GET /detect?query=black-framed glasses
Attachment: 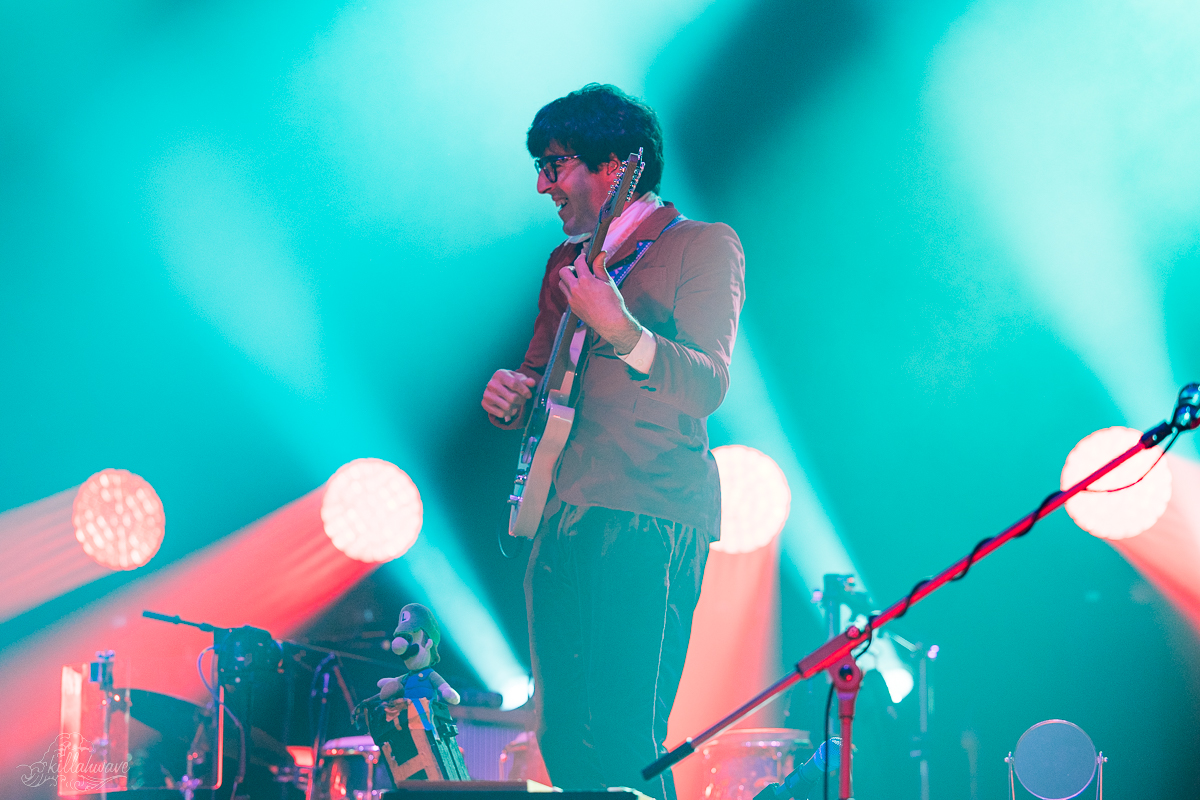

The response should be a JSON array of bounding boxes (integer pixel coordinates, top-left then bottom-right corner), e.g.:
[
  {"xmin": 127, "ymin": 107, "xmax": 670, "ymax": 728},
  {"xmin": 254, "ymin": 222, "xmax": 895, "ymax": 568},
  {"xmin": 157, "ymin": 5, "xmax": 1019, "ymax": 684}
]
[{"xmin": 534, "ymin": 154, "xmax": 581, "ymax": 183}]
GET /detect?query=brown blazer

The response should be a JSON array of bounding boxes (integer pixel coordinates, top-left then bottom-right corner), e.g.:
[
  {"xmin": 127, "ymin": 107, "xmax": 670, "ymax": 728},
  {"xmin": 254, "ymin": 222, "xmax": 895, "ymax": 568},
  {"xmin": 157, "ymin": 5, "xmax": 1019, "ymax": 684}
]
[{"xmin": 492, "ymin": 203, "xmax": 745, "ymax": 531}]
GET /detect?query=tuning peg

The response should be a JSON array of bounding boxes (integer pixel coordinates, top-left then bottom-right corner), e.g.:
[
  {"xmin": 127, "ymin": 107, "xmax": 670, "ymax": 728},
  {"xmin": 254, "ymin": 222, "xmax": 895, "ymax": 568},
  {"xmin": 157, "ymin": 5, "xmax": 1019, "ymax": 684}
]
[{"xmin": 624, "ymin": 162, "xmax": 646, "ymax": 201}]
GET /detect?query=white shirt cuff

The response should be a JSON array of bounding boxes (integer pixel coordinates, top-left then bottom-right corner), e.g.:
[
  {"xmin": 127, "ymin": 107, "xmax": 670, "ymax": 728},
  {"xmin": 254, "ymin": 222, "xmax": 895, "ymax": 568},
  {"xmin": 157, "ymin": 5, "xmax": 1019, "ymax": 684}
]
[{"xmin": 617, "ymin": 327, "xmax": 656, "ymax": 375}]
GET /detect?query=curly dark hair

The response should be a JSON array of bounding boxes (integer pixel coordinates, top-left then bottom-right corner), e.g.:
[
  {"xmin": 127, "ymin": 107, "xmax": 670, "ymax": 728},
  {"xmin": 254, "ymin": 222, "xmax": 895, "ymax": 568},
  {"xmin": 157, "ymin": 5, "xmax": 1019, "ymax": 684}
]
[{"xmin": 526, "ymin": 83, "xmax": 664, "ymax": 195}]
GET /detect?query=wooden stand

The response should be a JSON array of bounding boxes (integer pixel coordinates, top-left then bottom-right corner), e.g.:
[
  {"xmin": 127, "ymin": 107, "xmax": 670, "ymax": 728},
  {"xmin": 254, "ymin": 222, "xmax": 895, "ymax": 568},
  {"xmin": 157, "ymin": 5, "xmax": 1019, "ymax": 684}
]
[{"xmin": 369, "ymin": 697, "xmax": 470, "ymax": 782}]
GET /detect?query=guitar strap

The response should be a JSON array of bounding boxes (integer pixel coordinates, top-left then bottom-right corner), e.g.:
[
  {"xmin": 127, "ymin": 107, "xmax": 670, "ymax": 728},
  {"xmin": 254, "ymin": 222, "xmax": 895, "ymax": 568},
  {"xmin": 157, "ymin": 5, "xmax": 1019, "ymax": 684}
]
[
  {"xmin": 569, "ymin": 214, "xmax": 686, "ymax": 386},
  {"xmin": 605, "ymin": 214, "xmax": 684, "ymax": 287}
]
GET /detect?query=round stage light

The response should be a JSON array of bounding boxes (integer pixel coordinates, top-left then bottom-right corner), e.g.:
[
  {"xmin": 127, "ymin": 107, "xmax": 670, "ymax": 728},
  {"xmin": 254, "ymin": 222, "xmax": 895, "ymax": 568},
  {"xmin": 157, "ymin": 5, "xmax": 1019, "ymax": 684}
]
[
  {"xmin": 72, "ymin": 469, "xmax": 165, "ymax": 570},
  {"xmin": 1061, "ymin": 426, "xmax": 1172, "ymax": 540},
  {"xmin": 711, "ymin": 445, "xmax": 791, "ymax": 554},
  {"xmin": 321, "ymin": 458, "xmax": 422, "ymax": 563}
]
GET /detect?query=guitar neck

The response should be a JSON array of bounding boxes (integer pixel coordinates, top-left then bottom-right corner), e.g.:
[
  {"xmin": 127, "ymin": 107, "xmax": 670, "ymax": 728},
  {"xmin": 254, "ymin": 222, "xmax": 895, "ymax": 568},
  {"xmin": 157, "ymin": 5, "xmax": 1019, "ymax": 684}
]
[
  {"xmin": 543, "ymin": 309, "xmax": 581, "ymax": 403},
  {"xmin": 584, "ymin": 206, "xmax": 621, "ymax": 267},
  {"xmin": 537, "ymin": 199, "xmax": 620, "ymax": 405}
]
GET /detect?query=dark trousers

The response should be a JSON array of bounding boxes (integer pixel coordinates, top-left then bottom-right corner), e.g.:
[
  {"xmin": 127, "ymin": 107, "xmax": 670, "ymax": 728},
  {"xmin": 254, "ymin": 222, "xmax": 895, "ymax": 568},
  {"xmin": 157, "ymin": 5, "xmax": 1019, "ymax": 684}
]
[{"xmin": 525, "ymin": 504, "xmax": 715, "ymax": 800}]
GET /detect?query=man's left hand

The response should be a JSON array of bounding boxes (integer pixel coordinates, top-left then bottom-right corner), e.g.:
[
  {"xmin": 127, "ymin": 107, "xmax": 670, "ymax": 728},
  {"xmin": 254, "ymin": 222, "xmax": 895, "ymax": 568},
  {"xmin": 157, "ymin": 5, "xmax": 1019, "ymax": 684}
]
[{"xmin": 559, "ymin": 250, "xmax": 643, "ymax": 355}]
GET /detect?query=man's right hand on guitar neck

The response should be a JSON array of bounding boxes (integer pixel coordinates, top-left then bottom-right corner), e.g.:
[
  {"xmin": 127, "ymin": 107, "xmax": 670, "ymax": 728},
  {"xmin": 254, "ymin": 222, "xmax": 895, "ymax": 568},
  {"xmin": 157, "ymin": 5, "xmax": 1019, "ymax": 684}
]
[{"xmin": 482, "ymin": 369, "xmax": 537, "ymax": 423}]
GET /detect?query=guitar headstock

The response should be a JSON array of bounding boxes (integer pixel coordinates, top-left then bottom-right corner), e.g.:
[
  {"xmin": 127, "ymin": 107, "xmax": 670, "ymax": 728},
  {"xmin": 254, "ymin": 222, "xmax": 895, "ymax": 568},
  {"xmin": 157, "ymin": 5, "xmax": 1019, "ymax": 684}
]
[
  {"xmin": 600, "ymin": 148, "xmax": 644, "ymax": 224},
  {"xmin": 585, "ymin": 148, "xmax": 646, "ymax": 265}
]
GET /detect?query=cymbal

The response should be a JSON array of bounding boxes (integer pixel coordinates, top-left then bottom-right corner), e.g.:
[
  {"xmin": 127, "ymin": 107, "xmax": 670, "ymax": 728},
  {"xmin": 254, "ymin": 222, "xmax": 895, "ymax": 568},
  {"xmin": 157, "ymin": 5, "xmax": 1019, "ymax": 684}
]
[
  {"xmin": 249, "ymin": 726, "xmax": 294, "ymax": 766},
  {"xmin": 118, "ymin": 688, "xmax": 205, "ymax": 743},
  {"xmin": 117, "ymin": 688, "xmax": 292, "ymax": 766}
]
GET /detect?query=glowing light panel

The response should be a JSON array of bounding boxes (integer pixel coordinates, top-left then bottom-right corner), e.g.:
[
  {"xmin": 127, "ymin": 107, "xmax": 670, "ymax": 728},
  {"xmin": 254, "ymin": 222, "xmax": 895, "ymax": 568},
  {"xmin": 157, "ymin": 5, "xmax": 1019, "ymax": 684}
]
[
  {"xmin": 321, "ymin": 458, "xmax": 422, "ymax": 562},
  {"xmin": 1061, "ymin": 426, "xmax": 1172, "ymax": 540},
  {"xmin": 712, "ymin": 445, "xmax": 791, "ymax": 553},
  {"xmin": 881, "ymin": 666, "xmax": 915, "ymax": 704},
  {"xmin": 71, "ymin": 469, "xmax": 165, "ymax": 570}
]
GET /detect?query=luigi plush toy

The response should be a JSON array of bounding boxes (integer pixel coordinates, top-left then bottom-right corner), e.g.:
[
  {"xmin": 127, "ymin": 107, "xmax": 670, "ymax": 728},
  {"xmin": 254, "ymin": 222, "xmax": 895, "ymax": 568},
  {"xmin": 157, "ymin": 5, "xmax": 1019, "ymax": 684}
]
[
  {"xmin": 364, "ymin": 604, "xmax": 470, "ymax": 781},
  {"xmin": 376, "ymin": 603, "xmax": 460, "ymax": 706}
]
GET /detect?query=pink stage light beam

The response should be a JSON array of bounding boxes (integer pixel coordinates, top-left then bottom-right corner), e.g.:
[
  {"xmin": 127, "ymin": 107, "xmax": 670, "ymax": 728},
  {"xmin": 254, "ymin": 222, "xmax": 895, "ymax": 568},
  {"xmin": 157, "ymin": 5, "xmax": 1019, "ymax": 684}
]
[
  {"xmin": 0, "ymin": 469, "xmax": 166, "ymax": 624},
  {"xmin": 0, "ymin": 458, "xmax": 421, "ymax": 799},
  {"xmin": 667, "ymin": 445, "xmax": 789, "ymax": 800}
]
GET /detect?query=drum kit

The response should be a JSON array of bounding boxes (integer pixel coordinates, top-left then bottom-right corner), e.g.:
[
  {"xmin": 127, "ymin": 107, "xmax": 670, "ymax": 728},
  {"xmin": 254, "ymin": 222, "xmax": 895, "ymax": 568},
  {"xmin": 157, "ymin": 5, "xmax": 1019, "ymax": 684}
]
[
  {"xmin": 107, "ymin": 677, "xmax": 1118, "ymax": 800},
  {"xmin": 1006, "ymin": 720, "xmax": 1106, "ymax": 800},
  {"xmin": 97, "ymin": 670, "xmax": 1114, "ymax": 800},
  {"xmin": 108, "ymin": 596, "xmax": 1116, "ymax": 800},
  {"xmin": 698, "ymin": 729, "xmax": 813, "ymax": 800},
  {"xmin": 118, "ymin": 687, "xmax": 297, "ymax": 794},
  {"xmin": 117, "ymin": 674, "xmax": 815, "ymax": 800},
  {"xmin": 119, "ymin": 689, "xmax": 421, "ymax": 799},
  {"xmin": 108, "ymin": 600, "xmax": 891, "ymax": 800},
  {"xmin": 311, "ymin": 736, "xmax": 393, "ymax": 800}
]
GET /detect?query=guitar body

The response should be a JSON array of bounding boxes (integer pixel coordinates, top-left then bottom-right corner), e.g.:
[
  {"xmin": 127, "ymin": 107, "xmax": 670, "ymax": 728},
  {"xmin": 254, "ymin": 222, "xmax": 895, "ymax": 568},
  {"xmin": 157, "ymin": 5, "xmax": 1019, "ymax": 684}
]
[
  {"xmin": 507, "ymin": 315, "xmax": 586, "ymax": 538},
  {"xmin": 506, "ymin": 150, "xmax": 644, "ymax": 538},
  {"xmin": 508, "ymin": 398, "xmax": 574, "ymax": 539}
]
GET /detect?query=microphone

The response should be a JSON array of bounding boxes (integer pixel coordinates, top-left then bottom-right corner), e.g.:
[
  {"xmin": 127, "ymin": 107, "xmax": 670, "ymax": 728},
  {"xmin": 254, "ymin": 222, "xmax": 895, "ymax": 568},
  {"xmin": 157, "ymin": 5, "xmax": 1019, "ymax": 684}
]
[
  {"xmin": 753, "ymin": 738, "xmax": 842, "ymax": 800},
  {"xmin": 1173, "ymin": 383, "xmax": 1200, "ymax": 432}
]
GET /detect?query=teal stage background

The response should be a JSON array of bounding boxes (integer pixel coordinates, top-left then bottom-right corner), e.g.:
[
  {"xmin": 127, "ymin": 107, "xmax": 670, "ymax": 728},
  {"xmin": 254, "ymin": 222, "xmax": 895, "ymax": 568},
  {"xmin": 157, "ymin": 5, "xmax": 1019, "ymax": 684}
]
[{"xmin": 3, "ymin": 0, "xmax": 1199, "ymax": 796}]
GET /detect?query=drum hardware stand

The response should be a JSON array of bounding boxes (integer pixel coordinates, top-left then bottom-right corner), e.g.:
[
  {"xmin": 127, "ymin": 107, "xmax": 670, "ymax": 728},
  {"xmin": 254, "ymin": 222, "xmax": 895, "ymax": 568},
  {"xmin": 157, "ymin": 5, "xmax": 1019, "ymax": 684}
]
[
  {"xmin": 816, "ymin": 576, "xmax": 870, "ymax": 799},
  {"xmin": 141, "ymin": 613, "xmax": 398, "ymax": 798},
  {"xmin": 644, "ymin": 383, "xmax": 1199, "ymax": 799},
  {"xmin": 307, "ymin": 652, "xmax": 337, "ymax": 800},
  {"xmin": 818, "ymin": 577, "xmax": 938, "ymax": 800},
  {"xmin": 1006, "ymin": 750, "xmax": 1107, "ymax": 799},
  {"xmin": 178, "ymin": 734, "xmax": 206, "ymax": 800},
  {"xmin": 818, "ymin": 575, "xmax": 873, "ymax": 642},
  {"xmin": 89, "ymin": 650, "xmax": 118, "ymax": 799},
  {"xmin": 888, "ymin": 632, "xmax": 936, "ymax": 800},
  {"xmin": 178, "ymin": 768, "xmax": 204, "ymax": 800},
  {"xmin": 141, "ymin": 612, "xmax": 284, "ymax": 795}
]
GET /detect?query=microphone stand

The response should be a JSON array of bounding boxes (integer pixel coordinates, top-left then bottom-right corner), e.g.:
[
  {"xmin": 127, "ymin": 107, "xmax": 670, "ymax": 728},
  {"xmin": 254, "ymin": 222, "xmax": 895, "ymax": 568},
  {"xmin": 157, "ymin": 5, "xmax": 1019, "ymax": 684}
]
[
  {"xmin": 310, "ymin": 651, "xmax": 337, "ymax": 800},
  {"xmin": 645, "ymin": 384, "xmax": 1199, "ymax": 799}
]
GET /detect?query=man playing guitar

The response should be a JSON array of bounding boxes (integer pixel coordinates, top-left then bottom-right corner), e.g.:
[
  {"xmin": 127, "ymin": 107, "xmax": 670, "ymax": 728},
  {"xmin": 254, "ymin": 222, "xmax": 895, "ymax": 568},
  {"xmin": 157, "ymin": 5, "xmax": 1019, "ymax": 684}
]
[{"xmin": 481, "ymin": 84, "xmax": 745, "ymax": 800}]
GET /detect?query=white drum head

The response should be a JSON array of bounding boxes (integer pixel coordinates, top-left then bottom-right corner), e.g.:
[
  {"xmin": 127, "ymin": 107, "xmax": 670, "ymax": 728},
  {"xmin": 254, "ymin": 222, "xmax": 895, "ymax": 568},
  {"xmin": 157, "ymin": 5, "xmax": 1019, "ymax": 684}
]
[
  {"xmin": 1013, "ymin": 719, "xmax": 1097, "ymax": 800},
  {"xmin": 322, "ymin": 735, "xmax": 378, "ymax": 754}
]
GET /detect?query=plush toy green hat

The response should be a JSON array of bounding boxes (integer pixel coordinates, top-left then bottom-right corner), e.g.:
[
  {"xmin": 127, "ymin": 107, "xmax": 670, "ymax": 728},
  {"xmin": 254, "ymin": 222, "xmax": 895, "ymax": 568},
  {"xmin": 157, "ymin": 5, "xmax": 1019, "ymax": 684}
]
[{"xmin": 394, "ymin": 603, "xmax": 441, "ymax": 664}]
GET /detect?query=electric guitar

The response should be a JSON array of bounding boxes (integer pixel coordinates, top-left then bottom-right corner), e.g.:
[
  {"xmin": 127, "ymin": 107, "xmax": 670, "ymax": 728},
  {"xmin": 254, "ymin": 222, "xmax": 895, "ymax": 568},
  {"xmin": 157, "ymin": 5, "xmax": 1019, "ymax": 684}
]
[{"xmin": 506, "ymin": 149, "xmax": 645, "ymax": 538}]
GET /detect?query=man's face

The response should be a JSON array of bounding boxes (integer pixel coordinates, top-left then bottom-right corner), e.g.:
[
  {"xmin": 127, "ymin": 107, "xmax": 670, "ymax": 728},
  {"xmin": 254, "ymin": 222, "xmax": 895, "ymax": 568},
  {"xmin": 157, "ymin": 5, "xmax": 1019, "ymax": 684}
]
[{"xmin": 537, "ymin": 141, "xmax": 619, "ymax": 237}]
